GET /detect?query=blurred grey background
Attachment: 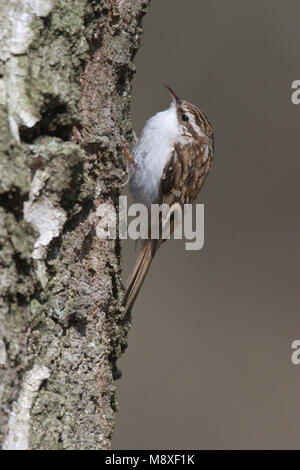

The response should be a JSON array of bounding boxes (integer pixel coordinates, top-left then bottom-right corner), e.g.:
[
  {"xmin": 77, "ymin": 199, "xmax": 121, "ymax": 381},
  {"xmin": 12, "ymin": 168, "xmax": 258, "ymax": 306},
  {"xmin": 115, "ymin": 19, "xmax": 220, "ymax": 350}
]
[{"xmin": 113, "ymin": 0, "xmax": 300, "ymax": 449}]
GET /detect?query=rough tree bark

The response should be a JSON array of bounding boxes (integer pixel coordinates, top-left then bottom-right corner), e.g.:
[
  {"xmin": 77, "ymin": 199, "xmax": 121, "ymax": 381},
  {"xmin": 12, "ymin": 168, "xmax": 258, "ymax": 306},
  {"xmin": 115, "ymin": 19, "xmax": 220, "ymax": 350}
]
[{"xmin": 0, "ymin": 0, "xmax": 150, "ymax": 450}]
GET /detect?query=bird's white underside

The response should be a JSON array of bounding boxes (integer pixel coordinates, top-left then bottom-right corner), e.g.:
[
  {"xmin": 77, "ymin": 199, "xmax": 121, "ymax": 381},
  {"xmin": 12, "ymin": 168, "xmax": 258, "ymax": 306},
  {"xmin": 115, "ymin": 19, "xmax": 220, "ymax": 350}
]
[
  {"xmin": 130, "ymin": 103, "xmax": 178, "ymax": 206},
  {"xmin": 130, "ymin": 102, "xmax": 208, "ymax": 206}
]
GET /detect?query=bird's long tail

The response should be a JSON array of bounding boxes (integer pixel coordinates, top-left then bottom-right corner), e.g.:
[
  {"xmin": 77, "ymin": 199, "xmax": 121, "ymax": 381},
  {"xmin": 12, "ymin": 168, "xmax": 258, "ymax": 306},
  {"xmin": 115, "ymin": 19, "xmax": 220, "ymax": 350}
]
[{"xmin": 122, "ymin": 240, "xmax": 158, "ymax": 314}]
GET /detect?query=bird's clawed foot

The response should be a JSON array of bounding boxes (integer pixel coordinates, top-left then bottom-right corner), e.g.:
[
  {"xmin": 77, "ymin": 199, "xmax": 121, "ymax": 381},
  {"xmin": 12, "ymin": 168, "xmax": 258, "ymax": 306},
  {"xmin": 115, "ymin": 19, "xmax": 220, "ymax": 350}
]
[{"xmin": 121, "ymin": 138, "xmax": 138, "ymax": 187}]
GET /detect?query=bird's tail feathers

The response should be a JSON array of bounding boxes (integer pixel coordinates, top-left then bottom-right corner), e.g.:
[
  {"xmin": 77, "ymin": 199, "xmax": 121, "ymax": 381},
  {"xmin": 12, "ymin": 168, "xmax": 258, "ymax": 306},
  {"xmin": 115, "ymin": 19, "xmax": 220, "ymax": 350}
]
[{"xmin": 122, "ymin": 240, "xmax": 157, "ymax": 314}]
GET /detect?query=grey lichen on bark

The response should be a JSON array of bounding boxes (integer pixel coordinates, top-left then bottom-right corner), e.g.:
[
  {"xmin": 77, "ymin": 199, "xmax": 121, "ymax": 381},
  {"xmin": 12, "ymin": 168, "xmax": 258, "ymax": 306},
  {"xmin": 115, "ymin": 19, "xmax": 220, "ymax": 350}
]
[{"xmin": 0, "ymin": 0, "xmax": 150, "ymax": 450}]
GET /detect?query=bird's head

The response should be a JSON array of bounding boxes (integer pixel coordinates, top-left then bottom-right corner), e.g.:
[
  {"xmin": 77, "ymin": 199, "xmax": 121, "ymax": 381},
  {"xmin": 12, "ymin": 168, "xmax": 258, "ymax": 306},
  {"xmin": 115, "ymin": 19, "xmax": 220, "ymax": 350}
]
[{"xmin": 164, "ymin": 84, "xmax": 213, "ymax": 142}]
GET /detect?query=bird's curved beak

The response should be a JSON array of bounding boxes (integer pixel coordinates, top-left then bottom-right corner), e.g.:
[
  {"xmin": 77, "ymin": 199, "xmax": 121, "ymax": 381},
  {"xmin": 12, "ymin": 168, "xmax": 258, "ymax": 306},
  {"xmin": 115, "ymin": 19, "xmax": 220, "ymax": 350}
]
[{"xmin": 164, "ymin": 83, "xmax": 179, "ymax": 105}]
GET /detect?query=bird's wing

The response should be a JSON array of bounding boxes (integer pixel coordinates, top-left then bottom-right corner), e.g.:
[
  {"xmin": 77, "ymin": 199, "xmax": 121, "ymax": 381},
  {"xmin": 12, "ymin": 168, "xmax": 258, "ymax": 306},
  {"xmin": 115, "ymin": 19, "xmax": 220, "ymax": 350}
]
[
  {"xmin": 159, "ymin": 140, "xmax": 212, "ymax": 206},
  {"xmin": 155, "ymin": 140, "xmax": 212, "ymax": 245}
]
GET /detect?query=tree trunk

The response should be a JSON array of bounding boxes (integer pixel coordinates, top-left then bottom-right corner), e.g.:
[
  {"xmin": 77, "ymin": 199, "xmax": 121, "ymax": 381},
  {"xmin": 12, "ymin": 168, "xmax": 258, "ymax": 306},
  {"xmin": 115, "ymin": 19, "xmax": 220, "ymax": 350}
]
[{"xmin": 0, "ymin": 0, "xmax": 150, "ymax": 450}]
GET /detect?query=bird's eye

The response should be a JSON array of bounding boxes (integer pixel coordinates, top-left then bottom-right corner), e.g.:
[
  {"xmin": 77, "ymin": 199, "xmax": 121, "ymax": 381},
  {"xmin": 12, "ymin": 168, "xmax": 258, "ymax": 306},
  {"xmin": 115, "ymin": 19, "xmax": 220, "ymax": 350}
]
[{"xmin": 181, "ymin": 114, "xmax": 189, "ymax": 122}]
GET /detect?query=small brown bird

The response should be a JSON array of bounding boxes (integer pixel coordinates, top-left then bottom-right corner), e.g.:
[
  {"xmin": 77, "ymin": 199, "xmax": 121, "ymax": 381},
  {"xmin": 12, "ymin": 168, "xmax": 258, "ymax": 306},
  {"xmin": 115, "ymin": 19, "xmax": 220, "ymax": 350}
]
[{"xmin": 122, "ymin": 85, "xmax": 214, "ymax": 313}]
